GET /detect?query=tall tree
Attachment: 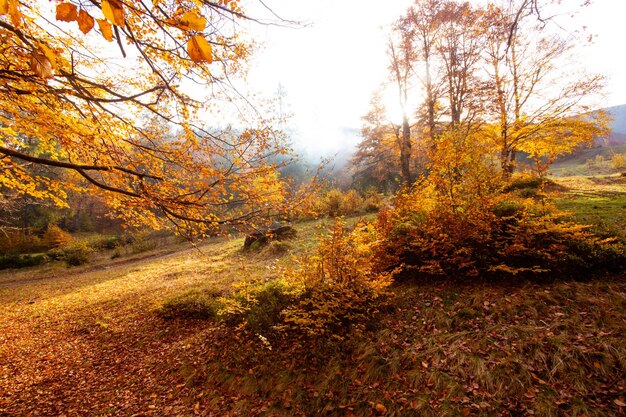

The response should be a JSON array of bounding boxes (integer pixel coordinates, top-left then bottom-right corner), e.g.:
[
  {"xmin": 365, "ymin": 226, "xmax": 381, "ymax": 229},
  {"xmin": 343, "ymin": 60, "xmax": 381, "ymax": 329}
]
[
  {"xmin": 387, "ymin": 33, "xmax": 414, "ymax": 185},
  {"xmin": 399, "ymin": 0, "xmax": 444, "ymax": 145}
]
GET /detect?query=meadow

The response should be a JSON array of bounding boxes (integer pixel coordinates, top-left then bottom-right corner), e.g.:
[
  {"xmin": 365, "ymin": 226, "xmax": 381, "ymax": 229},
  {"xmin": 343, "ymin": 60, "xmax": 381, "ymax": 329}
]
[{"xmin": 0, "ymin": 175, "xmax": 625, "ymax": 416}]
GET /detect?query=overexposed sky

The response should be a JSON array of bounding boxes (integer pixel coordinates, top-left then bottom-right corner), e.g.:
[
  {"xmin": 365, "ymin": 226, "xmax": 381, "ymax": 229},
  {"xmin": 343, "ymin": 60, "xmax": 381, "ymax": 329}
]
[{"xmin": 244, "ymin": 0, "xmax": 626, "ymax": 156}]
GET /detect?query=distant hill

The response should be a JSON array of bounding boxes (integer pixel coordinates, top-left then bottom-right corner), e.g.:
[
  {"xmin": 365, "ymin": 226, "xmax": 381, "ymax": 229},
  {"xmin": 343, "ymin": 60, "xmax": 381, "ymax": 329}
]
[{"xmin": 603, "ymin": 104, "xmax": 626, "ymax": 144}]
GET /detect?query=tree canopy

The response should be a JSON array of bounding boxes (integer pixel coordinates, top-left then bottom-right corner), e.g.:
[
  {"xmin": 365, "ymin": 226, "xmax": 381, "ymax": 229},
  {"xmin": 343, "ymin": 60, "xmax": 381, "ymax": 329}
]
[{"xmin": 0, "ymin": 0, "xmax": 293, "ymax": 234}]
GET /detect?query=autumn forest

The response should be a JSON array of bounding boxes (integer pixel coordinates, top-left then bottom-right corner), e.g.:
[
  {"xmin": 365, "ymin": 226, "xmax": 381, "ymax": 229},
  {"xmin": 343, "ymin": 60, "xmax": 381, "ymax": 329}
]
[{"xmin": 1, "ymin": 0, "xmax": 625, "ymax": 416}]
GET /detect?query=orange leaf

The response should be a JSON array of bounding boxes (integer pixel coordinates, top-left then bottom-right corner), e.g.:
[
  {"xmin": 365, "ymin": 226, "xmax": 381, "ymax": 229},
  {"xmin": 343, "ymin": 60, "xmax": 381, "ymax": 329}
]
[
  {"xmin": 102, "ymin": 0, "xmax": 124, "ymax": 27},
  {"xmin": 97, "ymin": 18, "xmax": 113, "ymax": 42},
  {"xmin": 187, "ymin": 34, "xmax": 213, "ymax": 63},
  {"xmin": 179, "ymin": 9, "xmax": 206, "ymax": 31},
  {"xmin": 56, "ymin": 3, "xmax": 78, "ymax": 22},
  {"xmin": 7, "ymin": 0, "xmax": 20, "ymax": 27},
  {"xmin": 37, "ymin": 43, "xmax": 59, "ymax": 70},
  {"xmin": 30, "ymin": 52, "xmax": 54, "ymax": 79},
  {"xmin": 77, "ymin": 9, "xmax": 95, "ymax": 34},
  {"xmin": 0, "ymin": 0, "xmax": 8, "ymax": 15}
]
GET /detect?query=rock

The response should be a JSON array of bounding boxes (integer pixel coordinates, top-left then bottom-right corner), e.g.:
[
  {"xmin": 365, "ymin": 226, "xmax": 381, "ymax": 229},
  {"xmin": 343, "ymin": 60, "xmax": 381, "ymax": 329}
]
[{"xmin": 243, "ymin": 222, "xmax": 296, "ymax": 250}]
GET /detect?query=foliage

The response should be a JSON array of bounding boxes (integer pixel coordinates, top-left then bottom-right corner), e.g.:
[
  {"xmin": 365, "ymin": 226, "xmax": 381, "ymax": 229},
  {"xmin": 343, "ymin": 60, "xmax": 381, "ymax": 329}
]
[
  {"xmin": 612, "ymin": 153, "xmax": 626, "ymax": 170},
  {"xmin": 62, "ymin": 241, "xmax": 93, "ymax": 266},
  {"xmin": 42, "ymin": 224, "xmax": 72, "ymax": 248},
  {"xmin": 219, "ymin": 279, "xmax": 299, "ymax": 334},
  {"xmin": 0, "ymin": 229, "xmax": 44, "ymax": 255},
  {"xmin": 0, "ymin": 252, "xmax": 48, "ymax": 270},
  {"xmin": 0, "ymin": 0, "xmax": 298, "ymax": 235},
  {"xmin": 280, "ymin": 220, "xmax": 395, "ymax": 339},
  {"xmin": 377, "ymin": 173, "xmax": 625, "ymax": 279}
]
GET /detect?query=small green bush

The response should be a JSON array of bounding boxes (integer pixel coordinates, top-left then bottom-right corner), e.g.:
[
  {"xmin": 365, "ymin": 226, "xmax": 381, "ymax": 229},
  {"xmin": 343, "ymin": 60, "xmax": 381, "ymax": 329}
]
[
  {"xmin": 89, "ymin": 235, "xmax": 122, "ymax": 251},
  {"xmin": 63, "ymin": 242, "xmax": 93, "ymax": 266},
  {"xmin": 0, "ymin": 253, "xmax": 49, "ymax": 270},
  {"xmin": 159, "ymin": 290, "xmax": 222, "ymax": 320},
  {"xmin": 222, "ymin": 279, "xmax": 298, "ymax": 333},
  {"xmin": 46, "ymin": 247, "xmax": 65, "ymax": 261}
]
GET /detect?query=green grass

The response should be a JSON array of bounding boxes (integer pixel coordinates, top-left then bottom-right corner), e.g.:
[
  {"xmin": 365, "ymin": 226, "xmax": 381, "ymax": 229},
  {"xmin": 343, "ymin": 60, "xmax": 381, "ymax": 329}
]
[{"xmin": 553, "ymin": 174, "xmax": 626, "ymax": 242}]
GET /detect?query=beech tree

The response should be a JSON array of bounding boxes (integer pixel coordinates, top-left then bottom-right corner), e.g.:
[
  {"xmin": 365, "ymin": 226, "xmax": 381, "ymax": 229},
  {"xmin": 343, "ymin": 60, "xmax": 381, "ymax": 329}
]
[
  {"xmin": 481, "ymin": 1, "xmax": 606, "ymax": 174},
  {"xmin": 0, "ymin": 0, "xmax": 293, "ymax": 234}
]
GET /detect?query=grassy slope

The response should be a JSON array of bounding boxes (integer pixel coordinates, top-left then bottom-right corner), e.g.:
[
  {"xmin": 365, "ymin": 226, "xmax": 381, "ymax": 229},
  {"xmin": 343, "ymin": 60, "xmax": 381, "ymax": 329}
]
[
  {"xmin": 0, "ymin": 196, "xmax": 625, "ymax": 416},
  {"xmin": 553, "ymin": 174, "xmax": 626, "ymax": 242},
  {"xmin": 550, "ymin": 144, "xmax": 626, "ymax": 177}
]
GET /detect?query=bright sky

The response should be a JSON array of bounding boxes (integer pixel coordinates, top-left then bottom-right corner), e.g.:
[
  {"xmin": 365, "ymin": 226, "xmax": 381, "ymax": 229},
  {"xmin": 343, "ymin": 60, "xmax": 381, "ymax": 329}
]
[{"xmin": 244, "ymin": 0, "xmax": 626, "ymax": 157}]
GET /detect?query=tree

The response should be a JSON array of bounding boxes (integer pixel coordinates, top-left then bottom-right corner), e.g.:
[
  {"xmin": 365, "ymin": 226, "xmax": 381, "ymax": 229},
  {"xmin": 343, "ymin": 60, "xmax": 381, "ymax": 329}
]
[
  {"xmin": 386, "ymin": 34, "xmax": 414, "ymax": 185},
  {"xmin": 353, "ymin": 92, "xmax": 404, "ymax": 192},
  {"xmin": 481, "ymin": 1, "xmax": 606, "ymax": 174},
  {"xmin": 0, "ymin": 0, "xmax": 293, "ymax": 234},
  {"xmin": 399, "ymin": 0, "xmax": 444, "ymax": 145}
]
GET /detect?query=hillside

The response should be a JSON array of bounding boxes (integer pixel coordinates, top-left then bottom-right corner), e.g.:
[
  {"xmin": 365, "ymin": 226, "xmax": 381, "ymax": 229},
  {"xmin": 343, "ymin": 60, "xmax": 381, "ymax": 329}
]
[{"xmin": 605, "ymin": 104, "xmax": 626, "ymax": 142}]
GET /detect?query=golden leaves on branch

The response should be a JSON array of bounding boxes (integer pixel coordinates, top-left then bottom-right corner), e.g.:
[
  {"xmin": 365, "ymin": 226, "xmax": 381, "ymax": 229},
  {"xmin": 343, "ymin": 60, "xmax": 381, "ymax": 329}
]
[
  {"xmin": 101, "ymin": 0, "xmax": 124, "ymax": 27},
  {"xmin": 187, "ymin": 35, "xmax": 213, "ymax": 63},
  {"xmin": 97, "ymin": 19, "xmax": 113, "ymax": 42},
  {"xmin": 56, "ymin": 3, "xmax": 77, "ymax": 22},
  {"xmin": 0, "ymin": 0, "xmax": 22, "ymax": 27},
  {"xmin": 77, "ymin": 9, "xmax": 95, "ymax": 34},
  {"xmin": 55, "ymin": 3, "xmax": 96, "ymax": 35},
  {"xmin": 179, "ymin": 10, "xmax": 207, "ymax": 31}
]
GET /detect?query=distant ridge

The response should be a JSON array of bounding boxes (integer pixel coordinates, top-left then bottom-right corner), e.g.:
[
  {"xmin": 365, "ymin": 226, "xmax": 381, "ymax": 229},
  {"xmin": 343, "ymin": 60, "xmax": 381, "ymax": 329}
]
[{"xmin": 603, "ymin": 103, "xmax": 626, "ymax": 144}]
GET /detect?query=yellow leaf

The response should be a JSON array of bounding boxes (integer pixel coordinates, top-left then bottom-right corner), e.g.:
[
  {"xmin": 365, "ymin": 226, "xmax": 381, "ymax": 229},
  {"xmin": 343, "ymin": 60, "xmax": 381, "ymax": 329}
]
[
  {"xmin": 179, "ymin": 9, "xmax": 206, "ymax": 31},
  {"xmin": 7, "ymin": 0, "xmax": 20, "ymax": 27},
  {"xmin": 102, "ymin": 0, "xmax": 124, "ymax": 27},
  {"xmin": 0, "ymin": 0, "xmax": 8, "ymax": 15},
  {"xmin": 30, "ymin": 52, "xmax": 54, "ymax": 79},
  {"xmin": 97, "ymin": 18, "xmax": 113, "ymax": 42},
  {"xmin": 187, "ymin": 35, "xmax": 213, "ymax": 63},
  {"xmin": 77, "ymin": 9, "xmax": 95, "ymax": 34},
  {"xmin": 56, "ymin": 3, "xmax": 77, "ymax": 22}
]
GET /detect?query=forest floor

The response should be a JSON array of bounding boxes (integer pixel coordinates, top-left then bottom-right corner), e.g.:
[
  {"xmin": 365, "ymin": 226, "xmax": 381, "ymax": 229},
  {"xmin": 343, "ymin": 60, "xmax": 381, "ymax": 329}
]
[{"xmin": 0, "ymin": 176, "xmax": 625, "ymax": 417}]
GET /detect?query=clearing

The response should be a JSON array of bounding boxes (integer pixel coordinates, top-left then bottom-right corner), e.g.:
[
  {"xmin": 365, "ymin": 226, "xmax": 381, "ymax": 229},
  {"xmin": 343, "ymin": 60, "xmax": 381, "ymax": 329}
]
[{"xmin": 0, "ymin": 181, "xmax": 625, "ymax": 416}]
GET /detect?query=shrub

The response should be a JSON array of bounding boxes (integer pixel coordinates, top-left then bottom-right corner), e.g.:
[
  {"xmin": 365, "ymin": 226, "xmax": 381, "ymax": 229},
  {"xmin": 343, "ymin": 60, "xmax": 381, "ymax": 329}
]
[
  {"xmin": 221, "ymin": 279, "xmax": 298, "ymax": 333},
  {"xmin": 280, "ymin": 220, "xmax": 394, "ymax": 339},
  {"xmin": 324, "ymin": 189, "xmax": 344, "ymax": 217},
  {"xmin": 377, "ymin": 188, "xmax": 626, "ymax": 279},
  {"xmin": 42, "ymin": 224, "xmax": 72, "ymax": 248},
  {"xmin": 159, "ymin": 290, "xmax": 222, "ymax": 320},
  {"xmin": 611, "ymin": 153, "xmax": 626, "ymax": 170},
  {"xmin": 0, "ymin": 230, "xmax": 45, "ymax": 254},
  {"xmin": 89, "ymin": 235, "xmax": 122, "ymax": 251},
  {"xmin": 0, "ymin": 253, "xmax": 49, "ymax": 270},
  {"xmin": 341, "ymin": 189, "xmax": 364, "ymax": 215},
  {"xmin": 63, "ymin": 241, "xmax": 93, "ymax": 266},
  {"xmin": 46, "ymin": 247, "xmax": 65, "ymax": 261}
]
